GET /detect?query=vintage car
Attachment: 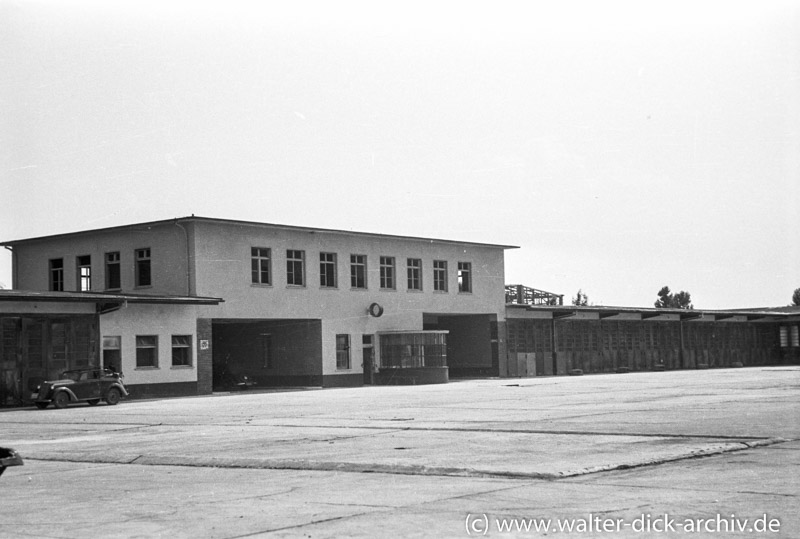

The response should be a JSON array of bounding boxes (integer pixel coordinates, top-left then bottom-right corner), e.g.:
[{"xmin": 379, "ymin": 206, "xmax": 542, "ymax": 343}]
[{"xmin": 33, "ymin": 368, "xmax": 128, "ymax": 409}]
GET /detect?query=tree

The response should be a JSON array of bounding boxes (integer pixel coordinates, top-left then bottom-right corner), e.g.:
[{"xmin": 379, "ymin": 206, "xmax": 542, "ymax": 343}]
[
  {"xmin": 572, "ymin": 289, "xmax": 589, "ymax": 306},
  {"xmin": 792, "ymin": 288, "xmax": 800, "ymax": 307},
  {"xmin": 654, "ymin": 286, "xmax": 693, "ymax": 309}
]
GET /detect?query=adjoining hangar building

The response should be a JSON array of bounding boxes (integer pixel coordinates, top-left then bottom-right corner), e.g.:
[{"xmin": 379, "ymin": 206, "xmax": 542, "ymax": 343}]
[{"xmin": 0, "ymin": 216, "xmax": 797, "ymax": 406}]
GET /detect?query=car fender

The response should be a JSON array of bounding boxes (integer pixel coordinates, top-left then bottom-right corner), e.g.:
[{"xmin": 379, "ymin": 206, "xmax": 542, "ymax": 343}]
[
  {"xmin": 54, "ymin": 387, "xmax": 77, "ymax": 402},
  {"xmin": 109, "ymin": 382, "xmax": 128, "ymax": 397}
]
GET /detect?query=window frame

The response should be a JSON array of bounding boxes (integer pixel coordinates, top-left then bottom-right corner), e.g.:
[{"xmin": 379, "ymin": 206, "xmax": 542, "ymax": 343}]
[
  {"xmin": 336, "ymin": 334, "xmax": 351, "ymax": 370},
  {"xmin": 350, "ymin": 254, "xmax": 367, "ymax": 289},
  {"xmin": 135, "ymin": 335, "xmax": 158, "ymax": 368},
  {"xmin": 407, "ymin": 258, "xmax": 422, "ymax": 291},
  {"xmin": 380, "ymin": 256, "xmax": 395, "ymax": 290},
  {"xmin": 251, "ymin": 247, "xmax": 272, "ymax": 286},
  {"xmin": 319, "ymin": 252, "xmax": 337, "ymax": 288},
  {"xmin": 458, "ymin": 261, "xmax": 472, "ymax": 293},
  {"xmin": 135, "ymin": 248, "xmax": 152, "ymax": 288},
  {"xmin": 49, "ymin": 258, "xmax": 64, "ymax": 292},
  {"xmin": 102, "ymin": 335, "xmax": 121, "ymax": 371},
  {"xmin": 171, "ymin": 335, "xmax": 192, "ymax": 368},
  {"xmin": 77, "ymin": 254, "xmax": 92, "ymax": 292},
  {"xmin": 286, "ymin": 249, "xmax": 305, "ymax": 287},
  {"xmin": 433, "ymin": 260, "xmax": 448, "ymax": 292},
  {"xmin": 105, "ymin": 251, "xmax": 121, "ymax": 290}
]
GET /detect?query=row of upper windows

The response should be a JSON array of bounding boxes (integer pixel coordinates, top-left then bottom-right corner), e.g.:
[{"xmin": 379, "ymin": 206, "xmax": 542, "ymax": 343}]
[
  {"xmin": 252, "ymin": 248, "xmax": 473, "ymax": 293},
  {"xmin": 45, "ymin": 247, "xmax": 474, "ymax": 294},
  {"xmin": 48, "ymin": 249, "xmax": 151, "ymax": 292}
]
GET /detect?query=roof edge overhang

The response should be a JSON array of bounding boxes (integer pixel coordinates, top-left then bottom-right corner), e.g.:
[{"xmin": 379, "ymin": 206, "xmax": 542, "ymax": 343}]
[
  {"xmin": 0, "ymin": 216, "xmax": 519, "ymax": 251},
  {"xmin": 0, "ymin": 290, "xmax": 223, "ymax": 306},
  {"xmin": 505, "ymin": 304, "xmax": 796, "ymax": 321}
]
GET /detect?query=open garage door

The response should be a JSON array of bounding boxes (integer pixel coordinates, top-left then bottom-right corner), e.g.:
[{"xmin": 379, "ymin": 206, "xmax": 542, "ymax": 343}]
[{"xmin": 211, "ymin": 319, "xmax": 322, "ymax": 390}]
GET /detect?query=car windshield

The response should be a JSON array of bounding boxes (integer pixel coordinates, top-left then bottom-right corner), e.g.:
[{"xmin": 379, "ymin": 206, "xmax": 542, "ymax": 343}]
[{"xmin": 60, "ymin": 371, "xmax": 86, "ymax": 381}]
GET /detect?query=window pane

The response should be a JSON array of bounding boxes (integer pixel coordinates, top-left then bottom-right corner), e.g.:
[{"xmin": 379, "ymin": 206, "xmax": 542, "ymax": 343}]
[{"xmin": 103, "ymin": 336, "xmax": 121, "ymax": 349}]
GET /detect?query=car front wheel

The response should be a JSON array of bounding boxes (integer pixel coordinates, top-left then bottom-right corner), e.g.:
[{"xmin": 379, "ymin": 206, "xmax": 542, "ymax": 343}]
[
  {"xmin": 105, "ymin": 388, "xmax": 121, "ymax": 406},
  {"xmin": 53, "ymin": 392, "xmax": 70, "ymax": 409}
]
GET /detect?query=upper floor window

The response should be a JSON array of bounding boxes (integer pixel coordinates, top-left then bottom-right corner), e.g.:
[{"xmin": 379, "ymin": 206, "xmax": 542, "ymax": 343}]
[
  {"xmin": 105, "ymin": 252, "xmax": 121, "ymax": 290},
  {"xmin": 350, "ymin": 254, "xmax": 367, "ymax": 289},
  {"xmin": 320, "ymin": 252, "xmax": 337, "ymax": 288},
  {"xmin": 286, "ymin": 249, "xmax": 305, "ymax": 286},
  {"xmin": 458, "ymin": 262, "xmax": 472, "ymax": 293},
  {"xmin": 407, "ymin": 258, "xmax": 422, "ymax": 291},
  {"xmin": 135, "ymin": 248, "xmax": 151, "ymax": 287},
  {"xmin": 49, "ymin": 258, "xmax": 64, "ymax": 291},
  {"xmin": 380, "ymin": 256, "xmax": 395, "ymax": 290},
  {"xmin": 433, "ymin": 260, "xmax": 448, "ymax": 292},
  {"xmin": 77, "ymin": 255, "xmax": 91, "ymax": 291},
  {"xmin": 251, "ymin": 247, "xmax": 271, "ymax": 285}
]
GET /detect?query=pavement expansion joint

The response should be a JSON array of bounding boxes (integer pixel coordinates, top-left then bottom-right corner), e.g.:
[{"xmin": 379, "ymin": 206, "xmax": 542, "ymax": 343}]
[{"xmin": 21, "ymin": 437, "xmax": 789, "ymax": 481}]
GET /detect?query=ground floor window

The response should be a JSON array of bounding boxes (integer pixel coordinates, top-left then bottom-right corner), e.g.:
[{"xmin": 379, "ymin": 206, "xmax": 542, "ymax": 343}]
[
  {"xmin": 171, "ymin": 335, "xmax": 192, "ymax": 367},
  {"xmin": 103, "ymin": 336, "xmax": 121, "ymax": 370},
  {"xmin": 336, "ymin": 334, "xmax": 350, "ymax": 369},
  {"xmin": 136, "ymin": 335, "xmax": 158, "ymax": 368}
]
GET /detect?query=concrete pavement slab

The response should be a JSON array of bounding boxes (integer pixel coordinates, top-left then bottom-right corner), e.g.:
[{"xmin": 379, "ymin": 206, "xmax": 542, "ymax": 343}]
[{"xmin": 0, "ymin": 367, "xmax": 797, "ymax": 537}]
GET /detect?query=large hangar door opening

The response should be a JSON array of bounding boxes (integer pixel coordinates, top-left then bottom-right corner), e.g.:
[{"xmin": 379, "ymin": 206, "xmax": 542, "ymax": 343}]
[
  {"xmin": 211, "ymin": 319, "xmax": 322, "ymax": 390},
  {"xmin": 424, "ymin": 313, "xmax": 497, "ymax": 377}
]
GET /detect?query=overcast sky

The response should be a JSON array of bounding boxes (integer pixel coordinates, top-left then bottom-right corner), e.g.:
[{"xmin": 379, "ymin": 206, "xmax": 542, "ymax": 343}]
[{"xmin": 2, "ymin": 0, "xmax": 798, "ymax": 308}]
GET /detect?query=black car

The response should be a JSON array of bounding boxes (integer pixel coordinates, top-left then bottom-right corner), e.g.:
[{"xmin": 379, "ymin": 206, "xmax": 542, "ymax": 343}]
[
  {"xmin": 0, "ymin": 447, "xmax": 23, "ymax": 478},
  {"xmin": 34, "ymin": 368, "xmax": 128, "ymax": 409}
]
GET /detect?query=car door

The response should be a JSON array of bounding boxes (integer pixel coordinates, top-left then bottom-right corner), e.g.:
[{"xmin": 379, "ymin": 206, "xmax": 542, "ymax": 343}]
[{"xmin": 72, "ymin": 371, "xmax": 101, "ymax": 400}]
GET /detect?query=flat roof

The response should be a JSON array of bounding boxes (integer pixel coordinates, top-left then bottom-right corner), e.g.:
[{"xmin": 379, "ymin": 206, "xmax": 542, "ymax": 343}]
[
  {"xmin": 506, "ymin": 303, "xmax": 799, "ymax": 321},
  {"xmin": 0, "ymin": 289, "xmax": 223, "ymax": 306},
  {"xmin": 0, "ymin": 215, "xmax": 519, "ymax": 250}
]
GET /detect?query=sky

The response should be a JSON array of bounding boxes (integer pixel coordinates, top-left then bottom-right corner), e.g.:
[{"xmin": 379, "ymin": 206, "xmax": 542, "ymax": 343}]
[{"xmin": 1, "ymin": 0, "xmax": 798, "ymax": 309}]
